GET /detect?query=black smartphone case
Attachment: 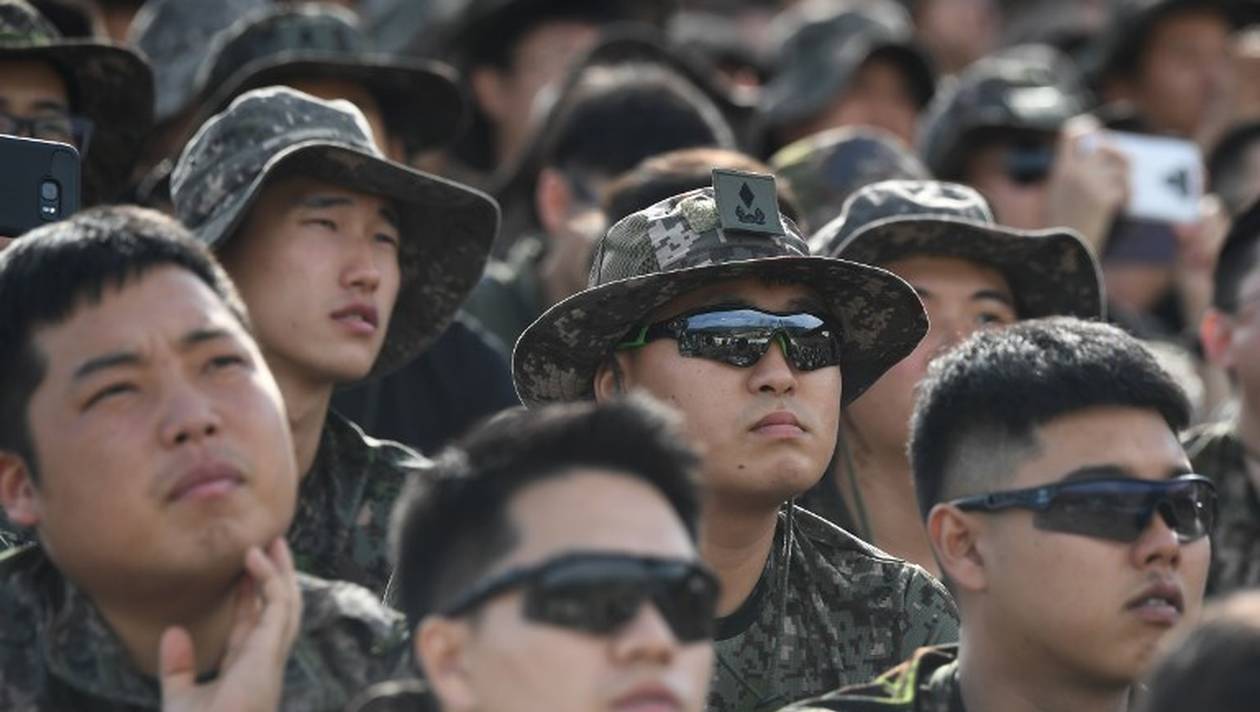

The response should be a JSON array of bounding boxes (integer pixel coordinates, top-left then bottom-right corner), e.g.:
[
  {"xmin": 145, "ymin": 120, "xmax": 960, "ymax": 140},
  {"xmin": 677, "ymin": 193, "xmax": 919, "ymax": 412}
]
[{"xmin": 0, "ymin": 134, "xmax": 81, "ymax": 237}]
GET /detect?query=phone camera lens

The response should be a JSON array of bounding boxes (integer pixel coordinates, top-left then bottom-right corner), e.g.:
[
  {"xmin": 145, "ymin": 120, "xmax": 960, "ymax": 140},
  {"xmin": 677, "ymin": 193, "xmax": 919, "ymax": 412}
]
[{"xmin": 41, "ymin": 180, "xmax": 60, "ymax": 201}]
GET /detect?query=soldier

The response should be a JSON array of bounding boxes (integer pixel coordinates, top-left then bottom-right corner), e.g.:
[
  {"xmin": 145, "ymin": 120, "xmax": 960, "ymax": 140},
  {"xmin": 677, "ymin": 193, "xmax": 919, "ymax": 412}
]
[
  {"xmin": 0, "ymin": 207, "xmax": 409, "ymax": 710},
  {"xmin": 784, "ymin": 318, "xmax": 1213, "ymax": 712},
  {"xmin": 757, "ymin": 0, "xmax": 935, "ymax": 152},
  {"xmin": 171, "ymin": 87, "xmax": 499, "ymax": 594},
  {"xmin": 806, "ymin": 180, "xmax": 1102, "ymax": 572},
  {"xmin": 1185, "ymin": 197, "xmax": 1260, "ymax": 596},
  {"xmin": 512, "ymin": 169, "xmax": 960, "ymax": 710},
  {"xmin": 0, "ymin": 0, "xmax": 152, "ymax": 211},
  {"xmin": 379, "ymin": 396, "xmax": 716, "ymax": 712}
]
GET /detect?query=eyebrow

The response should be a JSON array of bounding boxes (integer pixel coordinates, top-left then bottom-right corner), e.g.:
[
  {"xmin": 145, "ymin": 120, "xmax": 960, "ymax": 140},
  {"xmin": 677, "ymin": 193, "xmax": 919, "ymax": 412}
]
[
  {"xmin": 690, "ymin": 295, "xmax": 827, "ymax": 313},
  {"xmin": 1059, "ymin": 463, "xmax": 1194, "ymax": 484},
  {"xmin": 296, "ymin": 194, "xmax": 401, "ymax": 231},
  {"xmin": 913, "ymin": 286, "xmax": 1015, "ymax": 306},
  {"xmin": 71, "ymin": 328, "xmax": 235, "ymax": 383}
]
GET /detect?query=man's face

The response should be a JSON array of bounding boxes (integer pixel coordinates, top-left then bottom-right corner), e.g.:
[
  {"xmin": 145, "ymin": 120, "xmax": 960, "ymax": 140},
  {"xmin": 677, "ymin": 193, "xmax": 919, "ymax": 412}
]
[
  {"xmin": 6, "ymin": 266, "xmax": 297, "ymax": 598},
  {"xmin": 0, "ymin": 59, "xmax": 77, "ymax": 147},
  {"xmin": 783, "ymin": 54, "xmax": 921, "ymax": 147},
  {"xmin": 964, "ymin": 138, "xmax": 1054, "ymax": 230},
  {"xmin": 1132, "ymin": 9, "xmax": 1233, "ymax": 137},
  {"xmin": 428, "ymin": 470, "xmax": 714, "ymax": 712},
  {"xmin": 846, "ymin": 255, "xmax": 1015, "ymax": 455},
  {"xmin": 218, "ymin": 176, "xmax": 402, "ymax": 386},
  {"xmin": 610, "ymin": 278, "xmax": 842, "ymax": 507},
  {"xmin": 975, "ymin": 406, "xmax": 1210, "ymax": 686}
]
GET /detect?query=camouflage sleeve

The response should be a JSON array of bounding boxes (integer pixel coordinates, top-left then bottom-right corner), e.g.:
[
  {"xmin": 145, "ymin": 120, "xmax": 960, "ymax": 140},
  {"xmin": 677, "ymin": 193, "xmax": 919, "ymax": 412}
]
[{"xmin": 896, "ymin": 568, "xmax": 960, "ymax": 655}]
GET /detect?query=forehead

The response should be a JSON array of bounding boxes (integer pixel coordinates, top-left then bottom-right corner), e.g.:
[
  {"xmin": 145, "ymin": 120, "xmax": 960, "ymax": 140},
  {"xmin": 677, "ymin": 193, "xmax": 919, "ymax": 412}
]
[
  {"xmin": 881, "ymin": 254, "xmax": 1014, "ymax": 295},
  {"xmin": 649, "ymin": 277, "xmax": 827, "ymax": 321},
  {"xmin": 1012, "ymin": 405, "xmax": 1189, "ymax": 489},
  {"xmin": 0, "ymin": 58, "xmax": 70, "ymax": 104},
  {"xmin": 503, "ymin": 468, "xmax": 696, "ymax": 568}
]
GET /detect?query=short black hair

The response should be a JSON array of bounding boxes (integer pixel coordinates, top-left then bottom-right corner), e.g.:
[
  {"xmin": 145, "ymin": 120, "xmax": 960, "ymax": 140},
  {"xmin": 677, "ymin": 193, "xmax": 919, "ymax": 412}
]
[
  {"xmin": 1211, "ymin": 197, "xmax": 1260, "ymax": 313},
  {"xmin": 542, "ymin": 62, "xmax": 734, "ymax": 182},
  {"xmin": 390, "ymin": 395, "xmax": 701, "ymax": 629},
  {"xmin": 910, "ymin": 317, "xmax": 1191, "ymax": 518},
  {"xmin": 0, "ymin": 206, "xmax": 248, "ymax": 479},
  {"xmin": 1138, "ymin": 592, "xmax": 1260, "ymax": 712}
]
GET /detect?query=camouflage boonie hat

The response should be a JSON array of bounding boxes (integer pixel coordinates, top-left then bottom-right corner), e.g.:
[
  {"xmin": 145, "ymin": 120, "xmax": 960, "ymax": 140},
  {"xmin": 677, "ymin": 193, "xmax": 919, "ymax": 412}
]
[
  {"xmin": 172, "ymin": 87, "xmax": 500, "ymax": 379},
  {"xmin": 771, "ymin": 125, "xmax": 929, "ymax": 233},
  {"xmin": 918, "ymin": 46, "xmax": 1083, "ymax": 179},
  {"xmin": 195, "ymin": 2, "xmax": 466, "ymax": 157},
  {"xmin": 513, "ymin": 169, "xmax": 928, "ymax": 408},
  {"xmin": 812, "ymin": 180, "xmax": 1104, "ymax": 319},
  {"xmin": 0, "ymin": 0, "xmax": 153, "ymax": 204},
  {"xmin": 127, "ymin": 0, "xmax": 259, "ymax": 124},
  {"xmin": 759, "ymin": 0, "xmax": 934, "ymax": 129}
]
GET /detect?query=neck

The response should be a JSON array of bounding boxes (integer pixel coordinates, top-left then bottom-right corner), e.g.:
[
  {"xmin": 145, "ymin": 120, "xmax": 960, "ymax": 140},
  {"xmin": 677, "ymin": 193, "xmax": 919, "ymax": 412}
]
[
  {"xmin": 958, "ymin": 629, "xmax": 1131, "ymax": 712},
  {"xmin": 269, "ymin": 359, "xmax": 334, "ymax": 477},
  {"xmin": 840, "ymin": 428, "xmax": 939, "ymax": 575},
  {"xmin": 93, "ymin": 574, "xmax": 241, "ymax": 678},
  {"xmin": 699, "ymin": 496, "xmax": 781, "ymax": 617}
]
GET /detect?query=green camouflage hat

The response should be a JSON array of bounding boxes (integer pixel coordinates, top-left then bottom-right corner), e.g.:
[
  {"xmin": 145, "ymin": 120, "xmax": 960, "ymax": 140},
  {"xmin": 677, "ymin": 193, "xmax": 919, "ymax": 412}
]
[
  {"xmin": 195, "ymin": 2, "xmax": 466, "ymax": 156},
  {"xmin": 812, "ymin": 180, "xmax": 1104, "ymax": 319},
  {"xmin": 918, "ymin": 46, "xmax": 1083, "ymax": 179},
  {"xmin": 512, "ymin": 169, "xmax": 928, "ymax": 408},
  {"xmin": 771, "ymin": 125, "xmax": 929, "ymax": 233},
  {"xmin": 758, "ymin": 0, "xmax": 934, "ymax": 129},
  {"xmin": 0, "ymin": 0, "xmax": 153, "ymax": 205},
  {"xmin": 171, "ymin": 86, "xmax": 500, "ymax": 379}
]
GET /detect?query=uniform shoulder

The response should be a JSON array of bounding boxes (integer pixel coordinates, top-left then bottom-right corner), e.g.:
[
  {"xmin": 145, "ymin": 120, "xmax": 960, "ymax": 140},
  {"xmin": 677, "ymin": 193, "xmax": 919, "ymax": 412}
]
[
  {"xmin": 778, "ymin": 646, "xmax": 961, "ymax": 712},
  {"xmin": 792, "ymin": 506, "xmax": 945, "ymax": 585},
  {"xmin": 330, "ymin": 410, "xmax": 433, "ymax": 473},
  {"xmin": 1181, "ymin": 419, "xmax": 1239, "ymax": 456},
  {"xmin": 296, "ymin": 574, "xmax": 412, "ymax": 680},
  {"xmin": 0, "ymin": 547, "xmax": 52, "ymax": 708}
]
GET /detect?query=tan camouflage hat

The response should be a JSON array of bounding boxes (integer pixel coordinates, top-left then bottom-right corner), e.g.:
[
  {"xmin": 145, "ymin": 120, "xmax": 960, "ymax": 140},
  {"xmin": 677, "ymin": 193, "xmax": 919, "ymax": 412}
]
[
  {"xmin": 512, "ymin": 169, "xmax": 927, "ymax": 408},
  {"xmin": 0, "ymin": 0, "xmax": 153, "ymax": 204},
  {"xmin": 172, "ymin": 86, "xmax": 500, "ymax": 379},
  {"xmin": 812, "ymin": 180, "xmax": 1104, "ymax": 319}
]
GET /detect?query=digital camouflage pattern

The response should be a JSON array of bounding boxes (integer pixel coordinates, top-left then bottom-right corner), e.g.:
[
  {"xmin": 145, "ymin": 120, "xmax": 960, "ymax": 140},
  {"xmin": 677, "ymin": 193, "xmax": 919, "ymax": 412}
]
[
  {"xmin": 917, "ymin": 47, "xmax": 1081, "ymax": 179},
  {"xmin": 777, "ymin": 645, "xmax": 964, "ymax": 712},
  {"xmin": 290, "ymin": 410, "xmax": 430, "ymax": 595},
  {"xmin": 708, "ymin": 508, "xmax": 959, "ymax": 712},
  {"xmin": 1183, "ymin": 420, "xmax": 1260, "ymax": 597},
  {"xmin": 0, "ymin": 0, "xmax": 153, "ymax": 204},
  {"xmin": 195, "ymin": 2, "xmax": 464, "ymax": 155},
  {"xmin": 0, "ymin": 544, "xmax": 412, "ymax": 711},
  {"xmin": 812, "ymin": 180, "xmax": 1104, "ymax": 320},
  {"xmin": 511, "ymin": 172, "xmax": 928, "ymax": 408},
  {"xmin": 771, "ymin": 126, "xmax": 929, "ymax": 233},
  {"xmin": 758, "ymin": 0, "xmax": 933, "ymax": 128},
  {"xmin": 172, "ymin": 86, "xmax": 499, "ymax": 379}
]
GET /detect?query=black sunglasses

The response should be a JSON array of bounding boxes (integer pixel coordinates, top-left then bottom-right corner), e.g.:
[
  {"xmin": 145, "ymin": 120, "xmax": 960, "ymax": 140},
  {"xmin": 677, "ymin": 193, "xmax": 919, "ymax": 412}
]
[
  {"xmin": 1003, "ymin": 142, "xmax": 1055, "ymax": 185},
  {"xmin": 951, "ymin": 475, "xmax": 1217, "ymax": 543},
  {"xmin": 441, "ymin": 552, "xmax": 720, "ymax": 643},
  {"xmin": 617, "ymin": 307, "xmax": 843, "ymax": 371}
]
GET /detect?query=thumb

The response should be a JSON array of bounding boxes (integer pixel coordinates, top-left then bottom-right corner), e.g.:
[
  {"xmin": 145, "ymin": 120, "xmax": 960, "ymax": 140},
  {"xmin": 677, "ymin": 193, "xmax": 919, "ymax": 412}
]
[{"xmin": 159, "ymin": 627, "xmax": 198, "ymax": 698}]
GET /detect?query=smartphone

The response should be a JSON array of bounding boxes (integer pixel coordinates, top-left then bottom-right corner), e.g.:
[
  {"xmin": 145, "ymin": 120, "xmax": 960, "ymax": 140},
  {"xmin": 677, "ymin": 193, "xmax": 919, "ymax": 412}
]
[
  {"xmin": 1101, "ymin": 130, "xmax": 1204, "ymax": 224},
  {"xmin": 0, "ymin": 133, "xmax": 81, "ymax": 237}
]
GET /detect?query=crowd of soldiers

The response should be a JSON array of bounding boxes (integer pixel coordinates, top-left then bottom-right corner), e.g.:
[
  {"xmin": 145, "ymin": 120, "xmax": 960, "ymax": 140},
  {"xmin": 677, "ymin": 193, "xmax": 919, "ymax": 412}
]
[{"xmin": 1, "ymin": 0, "xmax": 1260, "ymax": 710}]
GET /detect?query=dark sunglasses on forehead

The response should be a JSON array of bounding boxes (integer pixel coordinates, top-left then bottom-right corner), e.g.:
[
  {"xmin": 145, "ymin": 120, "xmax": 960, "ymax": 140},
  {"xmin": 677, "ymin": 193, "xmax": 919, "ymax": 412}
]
[
  {"xmin": 441, "ymin": 552, "xmax": 720, "ymax": 643},
  {"xmin": 951, "ymin": 475, "xmax": 1217, "ymax": 543},
  {"xmin": 616, "ymin": 307, "xmax": 844, "ymax": 371}
]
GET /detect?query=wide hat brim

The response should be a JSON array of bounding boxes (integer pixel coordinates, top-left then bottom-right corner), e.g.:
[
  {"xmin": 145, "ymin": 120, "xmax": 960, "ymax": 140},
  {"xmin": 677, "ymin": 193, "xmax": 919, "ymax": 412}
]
[
  {"xmin": 513, "ymin": 255, "xmax": 928, "ymax": 408},
  {"xmin": 837, "ymin": 215, "xmax": 1105, "ymax": 319},
  {"xmin": 0, "ymin": 41, "xmax": 153, "ymax": 204},
  {"xmin": 197, "ymin": 141, "xmax": 499, "ymax": 379},
  {"xmin": 197, "ymin": 53, "xmax": 466, "ymax": 155}
]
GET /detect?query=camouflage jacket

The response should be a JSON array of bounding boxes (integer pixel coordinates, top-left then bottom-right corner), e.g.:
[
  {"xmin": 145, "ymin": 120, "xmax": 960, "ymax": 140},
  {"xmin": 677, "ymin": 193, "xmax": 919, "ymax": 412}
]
[
  {"xmin": 778, "ymin": 646, "xmax": 964, "ymax": 712},
  {"xmin": 289, "ymin": 410, "xmax": 430, "ymax": 596},
  {"xmin": 0, "ymin": 544, "xmax": 413, "ymax": 711},
  {"xmin": 1183, "ymin": 420, "xmax": 1260, "ymax": 596},
  {"xmin": 708, "ymin": 507, "xmax": 960, "ymax": 712}
]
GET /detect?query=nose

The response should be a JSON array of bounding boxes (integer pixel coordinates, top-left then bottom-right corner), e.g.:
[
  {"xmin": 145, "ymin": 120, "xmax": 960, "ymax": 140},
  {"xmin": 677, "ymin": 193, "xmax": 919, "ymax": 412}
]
[
  {"xmin": 1132, "ymin": 506, "xmax": 1182, "ymax": 570},
  {"xmin": 609, "ymin": 602, "xmax": 680, "ymax": 665},
  {"xmin": 747, "ymin": 334, "xmax": 797, "ymax": 395},
  {"xmin": 159, "ymin": 382, "xmax": 222, "ymax": 448},
  {"xmin": 342, "ymin": 227, "xmax": 385, "ymax": 294}
]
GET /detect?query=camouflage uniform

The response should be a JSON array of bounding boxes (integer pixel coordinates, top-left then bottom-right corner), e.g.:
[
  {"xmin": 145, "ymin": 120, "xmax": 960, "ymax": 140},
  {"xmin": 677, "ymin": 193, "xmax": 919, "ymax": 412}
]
[
  {"xmin": 778, "ymin": 646, "xmax": 964, "ymax": 712},
  {"xmin": 289, "ymin": 411, "xmax": 431, "ymax": 593},
  {"xmin": 1183, "ymin": 420, "xmax": 1260, "ymax": 597},
  {"xmin": 709, "ymin": 508, "xmax": 959, "ymax": 712},
  {"xmin": 0, "ymin": 544, "xmax": 412, "ymax": 711}
]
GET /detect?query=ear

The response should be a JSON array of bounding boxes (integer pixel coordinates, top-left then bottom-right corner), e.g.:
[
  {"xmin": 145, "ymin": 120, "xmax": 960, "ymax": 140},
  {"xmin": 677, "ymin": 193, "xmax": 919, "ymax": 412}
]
[
  {"xmin": 535, "ymin": 167, "xmax": 575, "ymax": 238},
  {"xmin": 1200, "ymin": 308, "xmax": 1236, "ymax": 370},
  {"xmin": 470, "ymin": 67, "xmax": 509, "ymax": 124},
  {"xmin": 0, "ymin": 452, "xmax": 42, "ymax": 528},
  {"xmin": 927, "ymin": 503, "xmax": 987, "ymax": 594},
  {"xmin": 415, "ymin": 617, "xmax": 478, "ymax": 711},
  {"xmin": 593, "ymin": 353, "xmax": 631, "ymax": 403}
]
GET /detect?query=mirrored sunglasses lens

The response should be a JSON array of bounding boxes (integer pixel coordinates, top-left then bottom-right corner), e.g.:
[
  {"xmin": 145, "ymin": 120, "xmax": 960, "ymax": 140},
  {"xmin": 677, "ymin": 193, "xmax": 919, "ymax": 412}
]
[{"xmin": 1036, "ymin": 483, "xmax": 1150, "ymax": 541}]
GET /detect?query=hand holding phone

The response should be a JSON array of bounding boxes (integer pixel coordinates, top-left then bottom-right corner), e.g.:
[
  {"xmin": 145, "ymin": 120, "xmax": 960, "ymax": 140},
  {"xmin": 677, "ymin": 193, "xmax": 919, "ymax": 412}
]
[{"xmin": 0, "ymin": 133, "xmax": 81, "ymax": 237}]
